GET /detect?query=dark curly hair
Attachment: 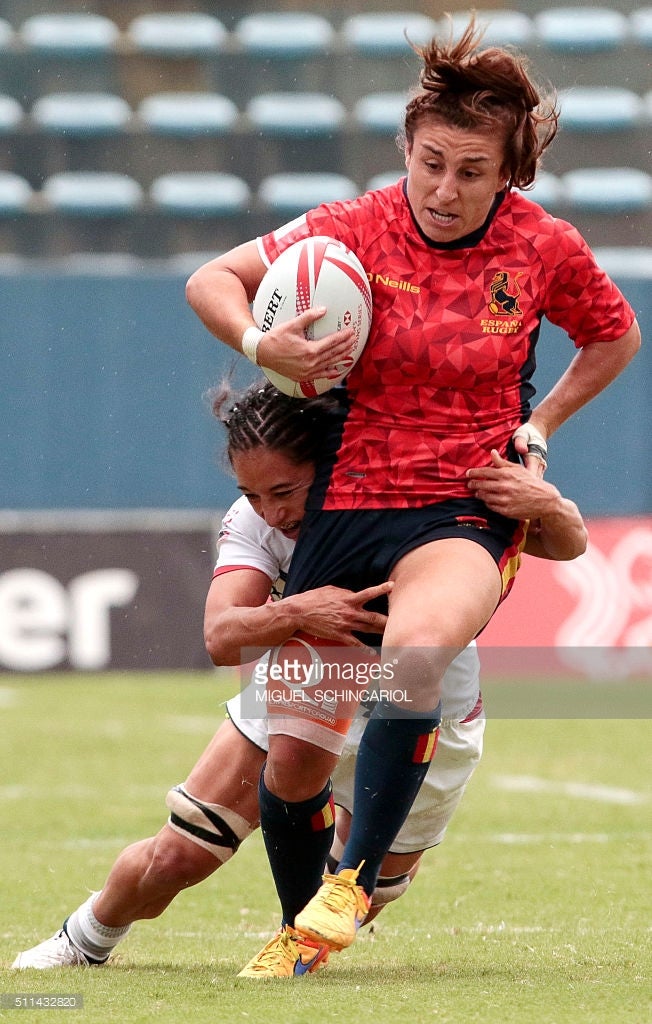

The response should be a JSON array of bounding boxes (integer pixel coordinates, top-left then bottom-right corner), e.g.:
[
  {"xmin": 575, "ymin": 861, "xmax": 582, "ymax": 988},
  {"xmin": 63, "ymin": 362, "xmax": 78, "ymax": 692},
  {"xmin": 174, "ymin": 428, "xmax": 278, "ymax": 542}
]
[{"xmin": 207, "ymin": 379, "xmax": 340, "ymax": 468}]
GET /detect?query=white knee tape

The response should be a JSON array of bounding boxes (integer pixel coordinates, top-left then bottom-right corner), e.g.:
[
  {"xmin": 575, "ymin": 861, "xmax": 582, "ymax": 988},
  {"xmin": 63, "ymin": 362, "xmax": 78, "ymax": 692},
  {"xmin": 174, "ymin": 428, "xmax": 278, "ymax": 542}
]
[
  {"xmin": 165, "ymin": 785, "xmax": 254, "ymax": 862},
  {"xmin": 370, "ymin": 872, "xmax": 412, "ymax": 908}
]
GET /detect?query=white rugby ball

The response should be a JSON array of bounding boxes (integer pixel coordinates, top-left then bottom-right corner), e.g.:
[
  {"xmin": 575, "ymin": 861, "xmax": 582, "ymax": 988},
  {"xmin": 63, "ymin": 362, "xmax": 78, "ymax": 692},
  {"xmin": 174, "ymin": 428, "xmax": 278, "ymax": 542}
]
[{"xmin": 252, "ymin": 235, "xmax": 372, "ymax": 398}]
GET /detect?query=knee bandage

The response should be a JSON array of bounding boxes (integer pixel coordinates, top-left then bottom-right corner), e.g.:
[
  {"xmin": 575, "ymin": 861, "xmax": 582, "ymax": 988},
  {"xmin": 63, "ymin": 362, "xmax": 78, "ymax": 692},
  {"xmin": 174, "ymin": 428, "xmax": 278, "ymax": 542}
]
[{"xmin": 165, "ymin": 784, "xmax": 254, "ymax": 862}]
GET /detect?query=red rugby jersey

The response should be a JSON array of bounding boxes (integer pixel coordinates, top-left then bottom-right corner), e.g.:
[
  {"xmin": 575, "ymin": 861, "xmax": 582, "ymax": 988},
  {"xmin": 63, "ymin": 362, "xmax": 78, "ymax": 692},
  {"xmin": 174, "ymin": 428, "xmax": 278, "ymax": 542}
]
[{"xmin": 258, "ymin": 181, "xmax": 635, "ymax": 509}]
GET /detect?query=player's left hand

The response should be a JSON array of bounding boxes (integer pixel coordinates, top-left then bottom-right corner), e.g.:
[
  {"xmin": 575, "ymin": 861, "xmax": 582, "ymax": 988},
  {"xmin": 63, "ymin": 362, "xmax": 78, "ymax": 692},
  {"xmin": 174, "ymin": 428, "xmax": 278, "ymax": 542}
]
[
  {"xmin": 511, "ymin": 422, "xmax": 548, "ymax": 478},
  {"xmin": 466, "ymin": 449, "xmax": 562, "ymax": 519}
]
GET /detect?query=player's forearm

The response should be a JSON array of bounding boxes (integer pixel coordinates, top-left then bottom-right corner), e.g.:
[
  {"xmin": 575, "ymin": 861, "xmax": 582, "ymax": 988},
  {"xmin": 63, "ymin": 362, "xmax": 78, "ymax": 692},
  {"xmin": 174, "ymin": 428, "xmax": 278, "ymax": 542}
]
[
  {"xmin": 186, "ymin": 262, "xmax": 256, "ymax": 353},
  {"xmin": 204, "ymin": 600, "xmax": 305, "ymax": 666},
  {"xmin": 529, "ymin": 323, "xmax": 640, "ymax": 438},
  {"xmin": 529, "ymin": 495, "xmax": 588, "ymax": 561}
]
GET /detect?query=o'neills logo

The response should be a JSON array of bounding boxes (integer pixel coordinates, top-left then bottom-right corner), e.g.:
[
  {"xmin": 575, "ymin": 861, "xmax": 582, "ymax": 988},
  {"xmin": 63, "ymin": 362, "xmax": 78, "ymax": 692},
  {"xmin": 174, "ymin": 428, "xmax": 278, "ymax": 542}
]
[{"xmin": 368, "ymin": 272, "xmax": 420, "ymax": 294}]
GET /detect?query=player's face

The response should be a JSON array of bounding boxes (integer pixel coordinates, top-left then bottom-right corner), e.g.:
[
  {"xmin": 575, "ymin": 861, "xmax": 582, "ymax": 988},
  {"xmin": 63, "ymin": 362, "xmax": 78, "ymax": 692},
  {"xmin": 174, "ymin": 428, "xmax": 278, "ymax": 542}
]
[
  {"xmin": 405, "ymin": 119, "xmax": 508, "ymax": 243},
  {"xmin": 232, "ymin": 447, "xmax": 315, "ymax": 540}
]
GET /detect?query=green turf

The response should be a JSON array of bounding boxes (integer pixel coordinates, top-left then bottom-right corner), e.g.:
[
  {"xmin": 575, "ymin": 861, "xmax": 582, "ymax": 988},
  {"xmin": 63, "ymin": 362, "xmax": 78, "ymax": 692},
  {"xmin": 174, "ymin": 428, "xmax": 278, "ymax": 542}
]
[{"xmin": 1, "ymin": 673, "xmax": 650, "ymax": 1024}]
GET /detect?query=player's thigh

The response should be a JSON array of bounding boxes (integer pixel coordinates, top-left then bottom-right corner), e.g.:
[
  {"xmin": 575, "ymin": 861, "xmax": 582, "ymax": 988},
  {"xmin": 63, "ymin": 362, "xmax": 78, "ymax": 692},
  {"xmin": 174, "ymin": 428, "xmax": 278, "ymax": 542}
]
[
  {"xmin": 183, "ymin": 719, "xmax": 265, "ymax": 823},
  {"xmin": 387, "ymin": 537, "xmax": 502, "ymax": 648}
]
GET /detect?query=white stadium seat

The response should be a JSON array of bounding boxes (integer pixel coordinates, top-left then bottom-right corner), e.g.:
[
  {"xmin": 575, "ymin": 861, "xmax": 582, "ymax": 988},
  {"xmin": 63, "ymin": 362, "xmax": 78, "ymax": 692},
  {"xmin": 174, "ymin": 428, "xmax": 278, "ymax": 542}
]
[
  {"xmin": 341, "ymin": 12, "xmax": 439, "ymax": 54},
  {"xmin": 20, "ymin": 13, "xmax": 120, "ymax": 55},
  {"xmin": 449, "ymin": 10, "xmax": 535, "ymax": 47},
  {"xmin": 562, "ymin": 167, "xmax": 652, "ymax": 212},
  {"xmin": 258, "ymin": 172, "xmax": 358, "ymax": 214},
  {"xmin": 518, "ymin": 172, "xmax": 564, "ymax": 210},
  {"xmin": 0, "ymin": 95, "xmax": 24, "ymax": 132},
  {"xmin": 235, "ymin": 12, "xmax": 335, "ymax": 57},
  {"xmin": 245, "ymin": 93, "xmax": 346, "ymax": 136},
  {"xmin": 0, "ymin": 172, "xmax": 32, "ymax": 213},
  {"xmin": 630, "ymin": 7, "xmax": 652, "ymax": 45},
  {"xmin": 150, "ymin": 173, "xmax": 251, "ymax": 216},
  {"xmin": 366, "ymin": 171, "xmax": 403, "ymax": 192},
  {"xmin": 31, "ymin": 93, "xmax": 132, "ymax": 136},
  {"xmin": 534, "ymin": 8, "xmax": 629, "ymax": 52},
  {"xmin": 558, "ymin": 87, "xmax": 644, "ymax": 131},
  {"xmin": 137, "ymin": 93, "xmax": 239, "ymax": 136},
  {"xmin": 126, "ymin": 14, "xmax": 228, "ymax": 56},
  {"xmin": 42, "ymin": 172, "xmax": 144, "ymax": 215},
  {"xmin": 353, "ymin": 92, "xmax": 407, "ymax": 134}
]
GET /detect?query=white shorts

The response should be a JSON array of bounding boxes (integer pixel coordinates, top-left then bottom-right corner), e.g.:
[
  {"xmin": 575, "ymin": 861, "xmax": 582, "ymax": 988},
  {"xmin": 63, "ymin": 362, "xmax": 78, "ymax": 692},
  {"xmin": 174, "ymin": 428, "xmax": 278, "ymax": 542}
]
[{"xmin": 226, "ymin": 693, "xmax": 485, "ymax": 855}]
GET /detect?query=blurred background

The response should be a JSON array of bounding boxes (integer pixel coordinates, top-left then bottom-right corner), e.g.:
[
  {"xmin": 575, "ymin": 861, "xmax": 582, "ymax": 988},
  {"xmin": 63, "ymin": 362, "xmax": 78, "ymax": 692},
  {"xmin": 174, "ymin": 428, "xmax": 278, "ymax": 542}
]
[{"xmin": 0, "ymin": 1, "xmax": 650, "ymax": 671}]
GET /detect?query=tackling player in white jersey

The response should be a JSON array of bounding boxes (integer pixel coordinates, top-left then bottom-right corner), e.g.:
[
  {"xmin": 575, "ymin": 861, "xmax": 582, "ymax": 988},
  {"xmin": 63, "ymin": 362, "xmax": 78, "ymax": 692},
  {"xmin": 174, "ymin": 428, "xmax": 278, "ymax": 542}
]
[{"xmin": 13, "ymin": 382, "xmax": 587, "ymax": 976}]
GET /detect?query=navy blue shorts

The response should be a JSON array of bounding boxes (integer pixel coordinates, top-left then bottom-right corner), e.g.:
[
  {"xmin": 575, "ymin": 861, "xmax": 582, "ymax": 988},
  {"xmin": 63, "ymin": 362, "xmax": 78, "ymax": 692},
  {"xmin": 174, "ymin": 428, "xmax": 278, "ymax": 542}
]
[{"xmin": 285, "ymin": 498, "xmax": 526, "ymax": 615}]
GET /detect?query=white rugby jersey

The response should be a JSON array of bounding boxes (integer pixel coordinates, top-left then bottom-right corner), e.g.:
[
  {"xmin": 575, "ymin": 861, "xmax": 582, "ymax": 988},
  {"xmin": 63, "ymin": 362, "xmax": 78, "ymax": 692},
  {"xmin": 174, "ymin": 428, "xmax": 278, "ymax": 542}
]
[{"xmin": 214, "ymin": 496, "xmax": 481, "ymax": 722}]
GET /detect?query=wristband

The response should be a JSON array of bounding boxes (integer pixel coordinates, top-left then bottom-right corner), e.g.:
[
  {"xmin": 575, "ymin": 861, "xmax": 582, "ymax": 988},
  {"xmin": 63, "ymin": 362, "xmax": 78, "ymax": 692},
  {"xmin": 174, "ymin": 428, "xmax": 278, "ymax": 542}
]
[{"xmin": 241, "ymin": 326, "xmax": 264, "ymax": 366}]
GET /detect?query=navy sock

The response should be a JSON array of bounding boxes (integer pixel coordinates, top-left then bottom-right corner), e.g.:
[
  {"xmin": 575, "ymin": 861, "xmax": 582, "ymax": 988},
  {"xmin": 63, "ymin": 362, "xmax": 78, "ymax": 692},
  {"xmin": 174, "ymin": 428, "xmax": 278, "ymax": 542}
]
[
  {"xmin": 258, "ymin": 767, "xmax": 335, "ymax": 926},
  {"xmin": 337, "ymin": 700, "xmax": 441, "ymax": 896}
]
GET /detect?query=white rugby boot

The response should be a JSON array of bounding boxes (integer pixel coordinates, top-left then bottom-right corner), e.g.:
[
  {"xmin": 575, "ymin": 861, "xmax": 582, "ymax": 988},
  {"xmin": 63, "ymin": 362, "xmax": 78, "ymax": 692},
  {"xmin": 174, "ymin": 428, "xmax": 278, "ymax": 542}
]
[{"xmin": 12, "ymin": 928, "xmax": 105, "ymax": 969}]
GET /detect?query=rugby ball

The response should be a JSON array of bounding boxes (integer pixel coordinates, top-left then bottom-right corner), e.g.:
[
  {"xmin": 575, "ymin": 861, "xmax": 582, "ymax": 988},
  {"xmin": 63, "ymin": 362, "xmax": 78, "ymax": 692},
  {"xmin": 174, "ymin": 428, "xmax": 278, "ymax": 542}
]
[{"xmin": 252, "ymin": 235, "xmax": 372, "ymax": 398}]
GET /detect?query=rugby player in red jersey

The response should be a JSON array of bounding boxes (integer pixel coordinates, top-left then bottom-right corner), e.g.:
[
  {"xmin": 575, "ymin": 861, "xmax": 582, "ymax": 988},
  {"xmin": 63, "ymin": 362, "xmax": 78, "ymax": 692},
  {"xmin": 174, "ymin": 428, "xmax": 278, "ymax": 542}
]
[{"xmin": 186, "ymin": 17, "xmax": 639, "ymax": 971}]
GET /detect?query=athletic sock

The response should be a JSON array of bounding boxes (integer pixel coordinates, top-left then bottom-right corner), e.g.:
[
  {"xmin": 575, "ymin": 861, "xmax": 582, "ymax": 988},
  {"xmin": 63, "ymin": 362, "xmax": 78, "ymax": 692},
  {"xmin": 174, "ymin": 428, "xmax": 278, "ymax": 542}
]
[
  {"xmin": 258, "ymin": 768, "xmax": 335, "ymax": 927},
  {"xmin": 64, "ymin": 892, "xmax": 131, "ymax": 963},
  {"xmin": 336, "ymin": 699, "xmax": 441, "ymax": 897}
]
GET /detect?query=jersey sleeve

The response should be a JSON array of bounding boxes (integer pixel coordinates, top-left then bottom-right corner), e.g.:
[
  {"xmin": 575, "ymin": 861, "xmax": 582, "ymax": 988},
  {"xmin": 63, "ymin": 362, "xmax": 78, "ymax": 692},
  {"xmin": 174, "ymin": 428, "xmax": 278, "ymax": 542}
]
[
  {"xmin": 542, "ymin": 219, "xmax": 636, "ymax": 348},
  {"xmin": 213, "ymin": 497, "xmax": 280, "ymax": 581}
]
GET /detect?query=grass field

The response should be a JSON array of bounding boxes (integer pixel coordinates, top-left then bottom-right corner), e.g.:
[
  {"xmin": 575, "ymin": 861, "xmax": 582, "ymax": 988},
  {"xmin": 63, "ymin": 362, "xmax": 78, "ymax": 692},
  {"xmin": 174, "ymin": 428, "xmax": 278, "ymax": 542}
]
[{"xmin": 1, "ymin": 672, "xmax": 650, "ymax": 1024}]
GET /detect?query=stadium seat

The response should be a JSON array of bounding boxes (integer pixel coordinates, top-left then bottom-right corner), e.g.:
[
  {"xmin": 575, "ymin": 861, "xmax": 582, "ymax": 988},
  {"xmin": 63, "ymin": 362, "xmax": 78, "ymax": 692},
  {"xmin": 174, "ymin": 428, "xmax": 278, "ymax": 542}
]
[
  {"xmin": 0, "ymin": 95, "xmax": 23, "ymax": 133},
  {"xmin": 245, "ymin": 93, "xmax": 346, "ymax": 136},
  {"xmin": 0, "ymin": 172, "xmax": 32, "ymax": 213},
  {"xmin": 448, "ymin": 10, "xmax": 534, "ymax": 46},
  {"xmin": 149, "ymin": 173, "xmax": 251, "ymax": 216},
  {"xmin": 258, "ymin": 172, "xmax": 358, "ymax": 215},
  {"xmin": 0, "ymin": 19, "xmax": 15, "ymax": 51},
  {"xmin": 630, "ymin": 7, "xmax": 652, "ymax": 45},
  {"xmin": 558, "ymin": 87, "xmax": 644, "ymax": 131},
  {"xmin": 31, "ymin": 93, "xmax": 132, "ymax": 136},
  {"xmin": 41, "ymin": 172, "xmax": 144, "ymax": 215},
  {"xmin": 593, "ymin": 246, "xmax": 652, "ymax": 277},
  {"xmin": 353, "ymin": 92, "xmax": 407, "ymax": 134},
  {"xmin": 137, "ymin": 93, "xmax": 239, "ymax": 136},
  {"xmin": 234, "ymin": 12, "xmax": 335, "ymax": 57},
  {"xmin": 366, "ymin": 171, "xmax": 404, "ymax": 192},
  {"xmin": 126, "ymin": 13, "xmax": 228, "ymax": 56},
  {"xmin": 19, "ymin": 13, "xmax": 120, "ymax": 55},
  {"xmin": 562, "ymin": 167, "xmax": 652, "ymax": 212},
  {"xmin": 341, "ymin": 12, "xmax": 439, "ymax": 54},
  {"xmin": 534, "ymin": 8, "xmax": 629, "ymax": 52},
  {"xmin": 518, "ymin": 172, "xmax": 564, "ymax": 210}
]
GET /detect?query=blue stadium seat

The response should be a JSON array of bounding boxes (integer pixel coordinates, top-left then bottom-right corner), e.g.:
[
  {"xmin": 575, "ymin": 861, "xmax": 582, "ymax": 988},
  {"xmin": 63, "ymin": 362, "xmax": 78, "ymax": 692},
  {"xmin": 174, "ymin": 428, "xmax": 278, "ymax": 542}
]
[
  {"xmin": 534, "ymin": 8, "xmax": 629, "ymax": 52},
  {"xmin": 0, "ymin": 95, "xmax": 23, "ymax": 133},
  {"xmin": 149, "ymin": 173, "xmax": 251, "ymax": 216},
  {"xmin": 42, "ymin": 172, "xmax": 144, "ymax": 215},
  {"xmin": 341, "ymin": 12, "xmax": 439, "ymax": 54},
  {"xmin": 245, "ymin": 93, "xmax": 346, "ymax": 136},
  {"xmin": 630, "ymin": 7, "xmax": 652, "ymax": 45},
  {"xmin": 353, "ymin": 92, "xmax": 407, "ymax": 135},
  {"xmin": 0, "ymin": 172, "xmax": 32, "ymax": 213},
  {"xmin": 558, "ymin": 87, "xmax": 644, "ymax": 131},
  {"xmin": 19, "ymin": 13, "xmax": 120, "ymax": 56},
  {"xmin": 0, "ymin": 19, "xmax": 15, "ymax": 51},
  {"xmin": 449, "ymin": 10, "xmax": 534, "ymax": 46},
  {"xmin": 31, "ymin": 93, "xmax": 132, "ymax": 136},
  {"xmin": 562, "ymin": 167, "xmax": 652, "ymax": 212},
  {"xmin": 138, "ymin": 93, "xmax": 239, "ymax": 136},
  {"xmin": 234, "ymin": 12, "xmax": 334, "ymax": 57},
  {"xmin": 366, "ymin": 171, "xmax": 404, "ymax": 192},
  {"xmin": 126, "ymin": 13, "xmax": 228, "ymax": 57},
  {"xmin": 518, "ymin": 172, "xmax": 564, "ymax": 210},
  {"xmin": 258, "ymin": 172, "xmax": 358, "ymax": 214}
]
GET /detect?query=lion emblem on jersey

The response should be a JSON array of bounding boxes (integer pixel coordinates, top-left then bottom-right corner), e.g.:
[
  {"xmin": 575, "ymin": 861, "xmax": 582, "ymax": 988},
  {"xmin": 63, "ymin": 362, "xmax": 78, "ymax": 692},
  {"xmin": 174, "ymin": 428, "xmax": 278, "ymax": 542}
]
[{"xmin": 488, "ymin": 271, "xmax": 523, "ymax": 316}]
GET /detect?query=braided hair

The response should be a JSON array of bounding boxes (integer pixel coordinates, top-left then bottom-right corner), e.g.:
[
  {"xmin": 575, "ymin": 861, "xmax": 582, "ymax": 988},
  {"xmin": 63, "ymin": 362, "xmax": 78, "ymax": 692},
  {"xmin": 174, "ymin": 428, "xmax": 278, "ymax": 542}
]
[
  {"xmin": 402, "ymin": 16, "xmax": 559, "ymax": 189},
  {"xmin": 208, "ymin": 379, "xmax": 339, "ymax": 468}
]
